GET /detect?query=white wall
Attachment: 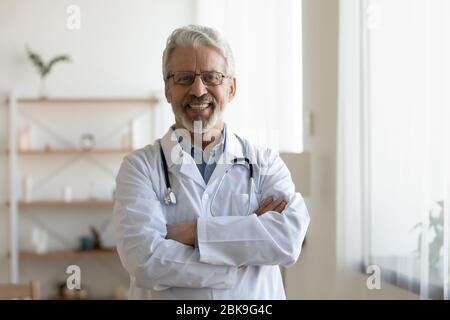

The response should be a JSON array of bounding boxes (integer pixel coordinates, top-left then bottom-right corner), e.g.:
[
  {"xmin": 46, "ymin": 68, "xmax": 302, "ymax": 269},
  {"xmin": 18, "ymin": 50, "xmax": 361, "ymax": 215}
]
[
  {"xmin": 283, "ymin": 0, "xmax": 339, "ymax": 299},
  {"xmin": 0, "ymin": 0, "xmax": 195, "ymax": 297}
]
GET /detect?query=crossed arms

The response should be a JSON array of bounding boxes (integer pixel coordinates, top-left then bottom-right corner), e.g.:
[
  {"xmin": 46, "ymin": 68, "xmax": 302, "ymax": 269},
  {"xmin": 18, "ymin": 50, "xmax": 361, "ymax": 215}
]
[
  {"xmin": 166, "ymin": 197, "xmax": 287, "ymax": 246},
  {"xmin": 113, "ymin": 150, "xmax": 309, "ymax": 290}
]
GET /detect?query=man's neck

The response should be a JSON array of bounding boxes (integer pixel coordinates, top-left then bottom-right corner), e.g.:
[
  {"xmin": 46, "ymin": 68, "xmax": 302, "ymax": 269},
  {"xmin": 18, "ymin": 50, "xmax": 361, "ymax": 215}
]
[{"xmin": 175, "ymin": 122, "xmax": 224, "ymax": 150}]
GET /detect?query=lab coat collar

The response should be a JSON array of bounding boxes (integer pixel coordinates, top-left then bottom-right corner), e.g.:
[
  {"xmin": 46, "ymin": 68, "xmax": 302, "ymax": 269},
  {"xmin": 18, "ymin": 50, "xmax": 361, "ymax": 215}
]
[
  {"xmin": 160, "ymin": 126, "xmax": 206, "ymax": 188},
  {"xmin": 159, "ymin": 125, "xmax": 245, "ymax": 188}
]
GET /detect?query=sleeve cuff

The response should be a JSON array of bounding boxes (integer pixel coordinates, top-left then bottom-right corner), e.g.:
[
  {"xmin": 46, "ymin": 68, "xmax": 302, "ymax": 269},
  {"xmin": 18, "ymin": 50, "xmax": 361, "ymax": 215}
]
[{"xmin": 194, "ymin": 220, "xmax": 199, "ymax": 249}]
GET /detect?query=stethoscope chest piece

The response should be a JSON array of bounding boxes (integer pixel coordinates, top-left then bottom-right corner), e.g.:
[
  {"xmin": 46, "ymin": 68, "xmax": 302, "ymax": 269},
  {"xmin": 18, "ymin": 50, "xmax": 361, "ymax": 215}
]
[{"xmin": 164, "ymin": 187, "xmax": 177, "ymax": 205}]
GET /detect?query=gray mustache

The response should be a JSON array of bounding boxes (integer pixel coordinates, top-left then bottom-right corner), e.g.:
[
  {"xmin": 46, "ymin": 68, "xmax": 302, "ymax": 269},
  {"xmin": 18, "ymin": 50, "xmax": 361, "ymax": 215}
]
[{"xmin": 183, "ymin": 95, "xmax": 216, "ymax": 107}]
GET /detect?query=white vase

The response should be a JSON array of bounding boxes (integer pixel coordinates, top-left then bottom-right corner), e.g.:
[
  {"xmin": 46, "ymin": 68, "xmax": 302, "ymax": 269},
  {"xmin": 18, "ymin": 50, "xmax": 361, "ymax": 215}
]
[{"xmin": 39, "ymin": 77, "xmax": 48, "ymax": 99}]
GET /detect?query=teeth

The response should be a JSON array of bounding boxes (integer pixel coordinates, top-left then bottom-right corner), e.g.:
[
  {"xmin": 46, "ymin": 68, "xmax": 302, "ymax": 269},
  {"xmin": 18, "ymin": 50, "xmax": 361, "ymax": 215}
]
[{"xmin": 189, "ymin": 104, "xmax": 210, "ymax": 110}]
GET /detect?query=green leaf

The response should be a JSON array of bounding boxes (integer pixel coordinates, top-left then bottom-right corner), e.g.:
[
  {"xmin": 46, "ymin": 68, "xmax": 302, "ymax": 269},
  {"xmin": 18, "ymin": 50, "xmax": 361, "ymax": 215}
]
[
  {"xmin": 26, "ymin": 48, "xmax": 46, "ymax": 77},
  {"xmin": 44, "ymin": 55, "xmax": 71, "ymax": 76}
]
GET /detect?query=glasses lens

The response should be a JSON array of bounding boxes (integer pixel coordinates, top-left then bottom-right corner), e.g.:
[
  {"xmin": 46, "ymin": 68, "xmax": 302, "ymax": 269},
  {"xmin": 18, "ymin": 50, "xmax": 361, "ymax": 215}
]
[
  {"xmin": 173, "ymin": 72, "xmax": 195, "ymax": 85},
  {"xmin": 202, "ymin": 72, "xmax": 222, "ymax": 85}
]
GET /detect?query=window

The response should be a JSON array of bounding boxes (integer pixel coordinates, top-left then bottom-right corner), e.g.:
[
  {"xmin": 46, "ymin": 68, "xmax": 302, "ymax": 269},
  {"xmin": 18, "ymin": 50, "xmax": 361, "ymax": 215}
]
[{"xmin": 338, "ymin": 0, "xmax": 449, "ymax": 299}]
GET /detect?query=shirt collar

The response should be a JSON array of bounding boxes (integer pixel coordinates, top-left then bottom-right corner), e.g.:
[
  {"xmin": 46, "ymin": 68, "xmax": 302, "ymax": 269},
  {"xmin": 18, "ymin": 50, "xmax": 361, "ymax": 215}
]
[
  {"xmin": 160, "ymin": 123, "xmax": 243, "ymax": 170},
  {"xmin": 172, "ymin": 124, "xmax": 227, "ymax": 163}
]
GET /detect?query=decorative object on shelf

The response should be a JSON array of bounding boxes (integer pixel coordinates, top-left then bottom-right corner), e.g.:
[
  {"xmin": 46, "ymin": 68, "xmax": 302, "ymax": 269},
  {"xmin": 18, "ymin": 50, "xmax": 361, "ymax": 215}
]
[
  {"xmin": 23, "ymin": 175, "xmax": 33, "ymax": 203},
  {"xmin": 131, "ymin": 119, "xmax": 140, "ymax": 149},
  {"xmin": 79, "ymin": 133, "xmax": 95, "ymax": 151},
  {"xmin": 90, "ymin": 227, "xmax": 103, "ymax": 250},
  {"xmin": 26, "ymin": 47, "xmax": 71, "ymax": 98},
  {"xmin": 79, "ymin": 235, "xmax": 92, "ymax": 251},
  {"xmin": 63, "ymin": 185, "xmax": 73, "ymax": 203},
  {"xmin": 120, "ymin": 128, "xmax": 132, "ymax": 150},
  {"xmin": 78, "ymin": 226, "xmax": 103, "ymax": 251},
  {"xmin": 57, "ymin": 282, "xmax": 89, "ymax": 300},
  {"xmin": 30, "ymin": 227, "xmax": 48, "ymax": 254},
  {"xmin": 114, "ymin": 286, "xmax": 129, "ymax": 300},
  {"xmin": 18, "ymin": 125, "xmax": 33, "ymax": 151},
  {"xmin": 87, "ymin": 181, "xmax": 97, "ymax": 200}
]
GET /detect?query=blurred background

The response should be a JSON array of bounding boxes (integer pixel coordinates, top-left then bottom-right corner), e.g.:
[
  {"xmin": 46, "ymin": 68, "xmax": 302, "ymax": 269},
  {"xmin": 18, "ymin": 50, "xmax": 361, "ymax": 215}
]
[{"xmin": 0, "ymin": 0, "xmax": 448, "ymax": 299}]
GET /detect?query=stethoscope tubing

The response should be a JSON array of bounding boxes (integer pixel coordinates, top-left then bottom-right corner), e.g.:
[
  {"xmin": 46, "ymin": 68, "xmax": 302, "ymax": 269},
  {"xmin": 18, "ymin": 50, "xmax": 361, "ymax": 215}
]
[{"xmin": 158, "ymin": 135, "xmax": 254, "ymax": 215}]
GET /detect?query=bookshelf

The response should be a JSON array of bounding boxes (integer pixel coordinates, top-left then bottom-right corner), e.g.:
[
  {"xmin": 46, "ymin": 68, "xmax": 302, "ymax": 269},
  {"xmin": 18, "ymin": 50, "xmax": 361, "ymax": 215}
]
[
  {"xmin": 18, "ymin": 200, "xmax": 114, "ymax": 208},
  {"xmin": 19, "ymin": 249, "xmax": 117, "ymax": 259},
  {"xmin": 7, "ymin": 93, "xmax": 158, "ymax": 298}
]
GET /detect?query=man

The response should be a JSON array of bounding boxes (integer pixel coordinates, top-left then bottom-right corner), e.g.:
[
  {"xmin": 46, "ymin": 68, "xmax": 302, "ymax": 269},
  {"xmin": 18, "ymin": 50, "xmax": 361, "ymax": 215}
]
[{"xmin": 113, "ymin": 25, "xmax": 309, "ymax": 299}]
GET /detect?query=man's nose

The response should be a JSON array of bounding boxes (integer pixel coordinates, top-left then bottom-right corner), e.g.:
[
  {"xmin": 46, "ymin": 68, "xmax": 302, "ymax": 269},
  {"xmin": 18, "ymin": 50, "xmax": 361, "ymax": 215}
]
[{"xmin": 189, "ymin": 74, "xmax": 208, "ymax": 97}]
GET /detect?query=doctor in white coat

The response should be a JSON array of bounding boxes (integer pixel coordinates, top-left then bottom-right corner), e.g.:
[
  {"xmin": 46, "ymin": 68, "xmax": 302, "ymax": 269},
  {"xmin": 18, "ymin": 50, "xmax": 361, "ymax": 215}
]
[{"xmin": 113, "ymin": 25, "xmax": 310, "ymax": 300}]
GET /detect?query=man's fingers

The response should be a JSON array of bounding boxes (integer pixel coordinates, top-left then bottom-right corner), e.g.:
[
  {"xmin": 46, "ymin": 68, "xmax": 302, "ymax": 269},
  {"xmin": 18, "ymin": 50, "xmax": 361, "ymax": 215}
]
[
  {"xmin": 255, "ymin": 197, "xmax": 287, "ymax": 216},
  {"xmin": 260, "ymin": 197, "xmax": 274, "ymax": 208},
  {"xmin": 255, "ymin": 197, "xmax": 274, "ymax": 216},
  {"xmin": 264, "ymin": 197, "xmax": 284, "ymax": 212},
  {"xmin": 273, "ymin": 201, "xmax": 286, "ymax": 213}
]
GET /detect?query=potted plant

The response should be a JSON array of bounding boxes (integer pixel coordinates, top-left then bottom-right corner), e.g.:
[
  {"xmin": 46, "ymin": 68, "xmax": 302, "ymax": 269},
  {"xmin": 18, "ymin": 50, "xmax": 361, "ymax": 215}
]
[
  {"xmin": 26, "ymin": 47, "xmax": 71, "ymax": 98},
  {"xmin": 412, "ymin": 200, "xmax": 444, "ymax": 269}
]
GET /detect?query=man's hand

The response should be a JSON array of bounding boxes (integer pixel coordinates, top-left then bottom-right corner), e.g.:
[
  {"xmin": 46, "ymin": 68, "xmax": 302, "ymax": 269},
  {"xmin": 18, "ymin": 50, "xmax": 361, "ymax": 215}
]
[
  {"xmin": 255, "ymin": 197, "xmax": 286, "ymax": 216},
  {"xmin": 166, "ymin": 220, "xmax": 197, "ymax": 246}
]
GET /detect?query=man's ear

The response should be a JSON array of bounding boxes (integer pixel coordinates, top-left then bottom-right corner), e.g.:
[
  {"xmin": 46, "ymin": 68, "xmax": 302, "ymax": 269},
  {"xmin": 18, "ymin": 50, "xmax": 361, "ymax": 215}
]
[
  {"xmin": 228, "ymin": 77, "xmax": 236, "ymax": 102},
  {"xmin": 165, "ymin": 81, "xmax": 172, "ymax": 103}
]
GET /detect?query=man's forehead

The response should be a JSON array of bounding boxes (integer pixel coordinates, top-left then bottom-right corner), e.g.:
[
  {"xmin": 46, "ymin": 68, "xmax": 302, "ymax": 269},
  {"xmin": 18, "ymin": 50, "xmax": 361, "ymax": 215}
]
[{"xmin": 169, "ymin": 46, "xmax": 226, "ymax": 71}]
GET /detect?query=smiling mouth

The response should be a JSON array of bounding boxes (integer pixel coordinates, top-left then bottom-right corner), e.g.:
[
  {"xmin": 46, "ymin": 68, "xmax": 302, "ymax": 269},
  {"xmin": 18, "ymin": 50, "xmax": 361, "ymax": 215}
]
[
  {"xmin": 186, "ymin": 103, "xmax": 212, "ymax": 110},
  {"xmin": 185, "ymin": 103, "xmax": 214, "ymax": 115}
]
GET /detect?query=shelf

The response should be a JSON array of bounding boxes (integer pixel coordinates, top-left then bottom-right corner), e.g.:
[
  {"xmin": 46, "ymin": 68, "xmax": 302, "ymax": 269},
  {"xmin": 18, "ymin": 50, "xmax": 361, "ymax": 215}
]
[
  {"xmin": 19, "ymin": 249, "xmax": 117, "ymax": 259},
  {"xmin": 18, "ymin": 200, "xmax": 114, "ymax": 207},
  {"xmin": 16, "ymin": 148, "xmax": 132, "ymax": 155},
  {"xmin": 13, "ymin": 97, "xmax": 159, "ymax": 105},
  {"xmin": 50, "ymin": 295, "xmax": 118, "ymax": 300}
]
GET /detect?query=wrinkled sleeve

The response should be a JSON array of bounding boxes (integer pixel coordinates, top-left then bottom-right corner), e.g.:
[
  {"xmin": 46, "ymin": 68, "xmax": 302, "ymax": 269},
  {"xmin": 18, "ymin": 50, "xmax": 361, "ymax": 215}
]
[
  {"xmin": 114, "ymin": 154, "xmax": 237, "ymax": 290},
  {"xmin": 197, "ymin": 149, "xmax": 310, "ymax": 267}
]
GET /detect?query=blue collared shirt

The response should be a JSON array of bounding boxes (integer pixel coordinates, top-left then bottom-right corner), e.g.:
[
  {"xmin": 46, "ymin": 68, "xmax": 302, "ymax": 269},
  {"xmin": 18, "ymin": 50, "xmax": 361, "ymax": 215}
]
[{"xmin": 174, "ymin": 125, "xmax": 227, "ymax": 184}]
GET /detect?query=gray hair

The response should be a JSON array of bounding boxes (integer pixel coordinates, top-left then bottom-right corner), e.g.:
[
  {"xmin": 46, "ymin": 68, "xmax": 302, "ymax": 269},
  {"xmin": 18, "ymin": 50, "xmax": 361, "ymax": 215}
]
[{"xmin": 162, "ymin": 25, "xmax": 235, "ymax": 82}]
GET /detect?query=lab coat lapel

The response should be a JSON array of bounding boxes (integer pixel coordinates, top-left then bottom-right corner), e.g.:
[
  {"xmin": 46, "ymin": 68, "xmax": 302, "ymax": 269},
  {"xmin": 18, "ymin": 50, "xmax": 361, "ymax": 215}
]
[
  {"xmin": 160, "ymin": 128, "xmax": 206, "ymax": 189},
  {"xmin": 207, "ymin": 128, "xmax": 244, "ymax": 186}
]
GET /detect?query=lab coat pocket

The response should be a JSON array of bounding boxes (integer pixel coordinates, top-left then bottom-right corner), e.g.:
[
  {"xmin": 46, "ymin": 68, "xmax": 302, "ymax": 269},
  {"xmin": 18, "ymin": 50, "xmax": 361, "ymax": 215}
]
[{"xmin": 231, "ymin": 192, "xmax": 262, "ymax": 216}]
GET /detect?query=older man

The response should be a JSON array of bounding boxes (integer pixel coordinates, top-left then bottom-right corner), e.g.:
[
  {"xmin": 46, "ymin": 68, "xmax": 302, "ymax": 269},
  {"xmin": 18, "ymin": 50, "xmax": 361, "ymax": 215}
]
[{"xmin": 114, "ymin": 25, "xmax": 309, "ymax": 299}]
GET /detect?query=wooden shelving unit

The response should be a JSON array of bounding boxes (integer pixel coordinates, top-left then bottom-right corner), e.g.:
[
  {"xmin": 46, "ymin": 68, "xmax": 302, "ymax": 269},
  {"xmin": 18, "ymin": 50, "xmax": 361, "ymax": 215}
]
[
  {"xmin": 18, "ymin": 200, "xmax": 114, "ymax": 207},
  {"xmin": 19, "ymin": 249, "xmax": 117, "ymax": 259},
  {"xmin": 17, "ymin": 148, "xmax": 132, "ymax": 155},
  {"xmin": 7, "ymin": 93, "xmax": 159, "ymax": 289},
  {"xmin": 13, "ymin": 97, "xmax": 159, "ymax": 105},
  {"xmin": 50, "ymin": 295, "xmax": 118, "ymax": 300}
]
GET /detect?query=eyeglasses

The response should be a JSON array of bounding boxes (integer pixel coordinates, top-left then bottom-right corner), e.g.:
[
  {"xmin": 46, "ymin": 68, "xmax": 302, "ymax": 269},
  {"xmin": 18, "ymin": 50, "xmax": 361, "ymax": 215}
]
[{"xmin": 167, "ymin": 71, "xmax": 231, "ymax": 86}]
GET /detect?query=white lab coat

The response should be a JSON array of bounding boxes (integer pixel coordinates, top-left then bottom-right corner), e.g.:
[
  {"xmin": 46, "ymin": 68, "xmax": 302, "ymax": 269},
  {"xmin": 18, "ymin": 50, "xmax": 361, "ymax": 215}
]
[{"xmin": 113, "ymin": 126, "xmax": 310, "ymax": 299}]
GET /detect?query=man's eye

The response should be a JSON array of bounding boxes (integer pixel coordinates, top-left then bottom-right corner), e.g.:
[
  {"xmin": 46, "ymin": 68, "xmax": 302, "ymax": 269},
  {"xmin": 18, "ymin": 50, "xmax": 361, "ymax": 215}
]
[
  {"xmin": 203, "ymin": 73, "xmax": 218, "ymax": 83},
  {"xmin": 177, "ymin": 74, "xmax": 193, "ymax": 82}
]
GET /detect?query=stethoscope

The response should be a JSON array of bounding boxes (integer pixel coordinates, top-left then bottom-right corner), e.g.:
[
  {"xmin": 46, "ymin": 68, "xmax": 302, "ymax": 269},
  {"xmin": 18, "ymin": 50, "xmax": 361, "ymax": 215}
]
[{"xmin": 158, "ymin": 134, "xmax": 254, "ymax": 216}]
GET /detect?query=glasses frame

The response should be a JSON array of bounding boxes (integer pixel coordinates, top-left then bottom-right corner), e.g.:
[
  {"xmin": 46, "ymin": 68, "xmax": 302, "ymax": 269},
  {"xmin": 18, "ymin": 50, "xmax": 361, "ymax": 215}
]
[{"xmin": 167, "ymin": 71, "xmax": 232, "ymax": 86}]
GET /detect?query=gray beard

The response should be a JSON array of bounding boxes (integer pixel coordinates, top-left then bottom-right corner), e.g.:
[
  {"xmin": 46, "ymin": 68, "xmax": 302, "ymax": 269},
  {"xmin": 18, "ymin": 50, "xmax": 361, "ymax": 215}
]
[{"xmin": 175, "ymin": 106, "xmax": 222, "ymax": 133}]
